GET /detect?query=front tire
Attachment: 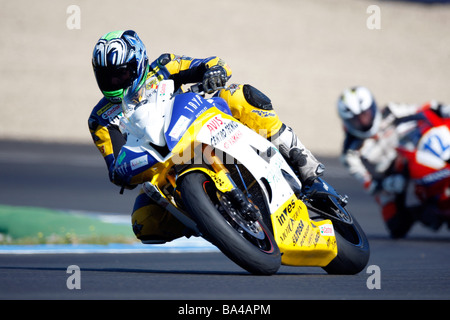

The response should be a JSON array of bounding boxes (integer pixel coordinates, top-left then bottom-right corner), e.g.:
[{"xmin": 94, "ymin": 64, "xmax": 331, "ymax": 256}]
[{"xmin": 179, "ymin": 172, "xmax": 281, "ymax": 275}]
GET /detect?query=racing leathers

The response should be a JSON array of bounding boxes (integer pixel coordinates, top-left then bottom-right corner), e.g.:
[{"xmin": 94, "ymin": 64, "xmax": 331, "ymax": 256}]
[
  {"xmin": 88, "ymin": 53, "xmax": 324, "ymax": 243},
  {"xmin": 340, "ymin": 101, "xmax": 450, "ymax": 237}
]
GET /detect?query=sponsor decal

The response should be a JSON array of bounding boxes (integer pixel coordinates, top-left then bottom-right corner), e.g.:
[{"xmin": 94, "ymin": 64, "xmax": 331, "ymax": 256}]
[
  {"xmin": 97, "ymin": 103, "xmax": 122, "ymax": 121},
  {"xmin": 319, "ymin": 224, "xmax": 335, "ymax": 236},
  {"xmin": 96, "ymin": 103, "xmax": 114, "ymax": 115},
  {"xmin": 417, "ymin": 125, "xmax": 450, "ymax": 170},
  {"xmin": 206, "ymin": 116, "xmax": 224, "ymax": 134},
  {"xmin": 183, "ymin": 95, "xmax": 204, "ymax": 113},
  {"xmin": 130, "ymin": 155, "xmax": 148, "ymax": 171},
  {"xmin": 159, "ymin": 82, "xmax": 166, "ymax": 97},
  {"xmin": 207, "ymin": 116, "xmax": 239, "ymax": 147},
  {"xmin": 417, "ymin": 168, "xmax": 450, "ymax": 185},
  {"xmin": 251, "ymin": 109, "xmax": 276, "ymax": 118},
  {"xmin": 117, "ymin": 151, "xmax": 126, "ymax": 165},
  {"xmin": 276, "ymin": 198, "xmax": 296, "ymax": 226},
  {"xmin": 291, "ymin": 220, "xmax": 305, "ymax": 245},
  {"xmin": 145, "ymin": 77, "xmax": 159, "ymax": 90},
  {"xmin": 226, "ymin": 83, "xmax": 240, "ymax": 96},
  {"xmin": 223, "ymin": 130, "xmax": 242, "ymax": 149},
  {"xmin": 169, "ymin": 115, "xmax": 191, "ymax": 140}
]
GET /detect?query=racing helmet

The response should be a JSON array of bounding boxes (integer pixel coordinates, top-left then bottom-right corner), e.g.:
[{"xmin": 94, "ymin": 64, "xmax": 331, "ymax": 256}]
[
  {"xmin": 92, "ymin": 30, "xmax": 149, "ymax": 104},
  {"xmin": 337, "ymin": 86, "xmax": 381, "ymax": 139}
]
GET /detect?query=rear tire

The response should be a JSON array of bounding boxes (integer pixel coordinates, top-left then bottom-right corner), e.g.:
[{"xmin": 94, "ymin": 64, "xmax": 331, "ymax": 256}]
[
  {"xmin": 179, "ymin": 172, "xmax": 281, "ymax": 275},
  {"xmin": 304, "ymin": 178, "xmax": 370, "ymax": 275}
]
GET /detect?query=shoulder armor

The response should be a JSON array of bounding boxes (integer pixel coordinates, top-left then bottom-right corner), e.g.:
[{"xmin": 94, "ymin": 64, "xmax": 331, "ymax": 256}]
[
  {"xmin": 157, "ymin": 53, "xmax": 173, "ymax": 66},
  {"xmin": 90, "ymin": 97, "xmax": 122, "ymax": 126}
]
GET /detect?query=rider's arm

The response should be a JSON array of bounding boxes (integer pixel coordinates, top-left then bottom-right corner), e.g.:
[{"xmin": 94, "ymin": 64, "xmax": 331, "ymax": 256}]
[
  {"xmin": 341, "ymin": 150, "xmax": 374, "ymax": 191},
  {"xmin": 155, "ymin": 53, "xmax": 232, "ymax": 90},
  {"xmin": 88, "ymin": 99, "xmax": 127, "ymax": 185},
  {"xmin": 341, "ymin": 132, "xmax": 405, "ymax": 195},
  {"xmin": 340, "ymin": 136, "xmax": 374, "ymax": 192}
]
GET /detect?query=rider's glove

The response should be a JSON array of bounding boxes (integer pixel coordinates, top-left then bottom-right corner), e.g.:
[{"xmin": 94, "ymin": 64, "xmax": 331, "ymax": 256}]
[
  {"xmin": 367, "ymin": 179, "xmax": 379, "ymax": 194},
  {"xmin": 202, "ymin": 66, "xmax": 228, "ymax": 94},
  {"xmin": 382, "ymin": 174, "xmax": 406, "ymax": 194},
  {"xmin": 109, "ymin": 162, "xmax": 136, "ymax": 190}
]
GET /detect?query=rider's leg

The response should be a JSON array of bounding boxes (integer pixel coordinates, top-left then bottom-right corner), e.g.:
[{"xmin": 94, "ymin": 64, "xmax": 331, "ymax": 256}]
[
  {"xmin": 270, "ymin": 124, "xmax": 325, "ymax": 185},
  {"xmin": 219, "ymin": 84, "xmax": 324, "ymax": 185}
]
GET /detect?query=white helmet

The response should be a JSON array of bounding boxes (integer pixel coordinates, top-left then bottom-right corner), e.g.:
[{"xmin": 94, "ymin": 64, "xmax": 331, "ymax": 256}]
[{"xmin": 337, "ymin": 86, "xmax": 381, "ymax": 139}]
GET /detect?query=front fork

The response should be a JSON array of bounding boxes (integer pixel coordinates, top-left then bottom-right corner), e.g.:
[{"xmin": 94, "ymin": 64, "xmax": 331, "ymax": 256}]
[
  {"xmin": 202, "ymin": 145, "xmax": 259, "ymax": 221},
  {"xmin": 159, "ymin": 144, "xmax": 259, "ymax": 222}
]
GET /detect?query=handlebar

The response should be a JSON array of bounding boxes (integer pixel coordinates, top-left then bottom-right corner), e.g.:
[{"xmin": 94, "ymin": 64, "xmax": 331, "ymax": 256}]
[
  {"xmin": 189, "ymin": 83, "xmax": 225, "ymax": 96},
  {"xmin": 190, "ymin": 83, "xmax": 205, "ymax": 95}
]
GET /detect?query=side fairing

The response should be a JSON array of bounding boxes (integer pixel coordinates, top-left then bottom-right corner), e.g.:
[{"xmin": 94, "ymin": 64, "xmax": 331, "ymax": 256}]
[
  {"xmin": 115, "ymin": 142, "xmax": 159, "ymax": 181},
  {"xmin": 195, "ymin": 112, "xmax": 301, "ymax": 214}
]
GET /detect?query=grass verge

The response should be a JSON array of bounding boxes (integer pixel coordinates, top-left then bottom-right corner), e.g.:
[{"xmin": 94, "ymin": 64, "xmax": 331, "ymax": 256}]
[{"xmin": 0, "ymin": 205, "xmax": 136, "ymax": 245}]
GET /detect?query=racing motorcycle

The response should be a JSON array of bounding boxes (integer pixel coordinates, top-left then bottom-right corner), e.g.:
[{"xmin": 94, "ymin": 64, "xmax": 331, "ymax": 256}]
[
  {"xmin": 395, "ymin": 104, "xmax": 450, "ymax": 230},
  {"xmin": 116, "ymin": 80, "xmax": 370, "ymax": 275}
]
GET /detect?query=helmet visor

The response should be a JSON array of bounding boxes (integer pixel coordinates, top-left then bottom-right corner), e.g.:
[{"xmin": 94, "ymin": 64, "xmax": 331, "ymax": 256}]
[
  {"xmin": 346, "ymin": 102, "xmax": 377, "ymax": 133},
  {"xmin": 94, "ymin": 61, "xmax": 137, "ymax": 92}
]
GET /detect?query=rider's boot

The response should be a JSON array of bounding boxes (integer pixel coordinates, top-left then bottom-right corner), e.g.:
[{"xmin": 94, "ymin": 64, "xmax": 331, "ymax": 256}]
[
  {"xmin": 271, "ymin": 124, "xmax": 325, "ymax": 186},
  {"xmin": 131, "ymin": 191, "xmax": 188, "ymax": 244}
]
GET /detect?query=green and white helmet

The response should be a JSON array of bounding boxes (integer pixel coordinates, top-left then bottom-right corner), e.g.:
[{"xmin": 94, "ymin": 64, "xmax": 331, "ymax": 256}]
[{"xmin": 92, "ymin": 30, "xmax": 149, "ymax": 104}]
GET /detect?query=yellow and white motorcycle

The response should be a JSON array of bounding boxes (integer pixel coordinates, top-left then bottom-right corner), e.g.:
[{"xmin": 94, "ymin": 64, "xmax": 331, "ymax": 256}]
[{"xmin": 116, "ymin": 80, "xmax": 369, "ymax": 275}]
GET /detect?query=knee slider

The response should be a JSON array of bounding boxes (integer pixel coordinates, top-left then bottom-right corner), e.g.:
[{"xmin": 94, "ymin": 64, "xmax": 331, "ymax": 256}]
[{"xmin": 243, "ymin": 84, "xmax": 273, "ymax": 110}]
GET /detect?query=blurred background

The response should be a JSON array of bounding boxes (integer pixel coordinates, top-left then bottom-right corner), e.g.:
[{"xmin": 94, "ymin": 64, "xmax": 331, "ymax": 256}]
[{"xmin": 0, "ymin": 0, "xmax": 449, "ymax": 155}]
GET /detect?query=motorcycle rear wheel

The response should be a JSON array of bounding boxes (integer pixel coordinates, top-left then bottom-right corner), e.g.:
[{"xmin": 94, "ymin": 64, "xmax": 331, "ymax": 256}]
[
  {"xmin": 179, "ymin": 172, "xmax": 281, "ymax": 275},
  {"xmin": 305, "ymin": 179, "xmax": 370, "ymax": 275},
  {"xmin": 322, "ymin": 217, "xmax": 370, "ymax": 275}
]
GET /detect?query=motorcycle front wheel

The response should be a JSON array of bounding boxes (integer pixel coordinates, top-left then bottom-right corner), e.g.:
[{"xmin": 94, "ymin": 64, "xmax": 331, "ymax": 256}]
[{"xmin": 179, "ymin": 172, "xmax": 281, "ymax": 275}]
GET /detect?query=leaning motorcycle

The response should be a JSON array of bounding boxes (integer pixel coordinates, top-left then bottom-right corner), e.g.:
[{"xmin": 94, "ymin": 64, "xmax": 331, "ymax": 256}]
[
  {"xmin": 395, "ymin": 104, "xmax": 450, "ymax": 230},
  {"xmin": 116, "ymin": 80, "xmax": 370, "ymax": 275}
]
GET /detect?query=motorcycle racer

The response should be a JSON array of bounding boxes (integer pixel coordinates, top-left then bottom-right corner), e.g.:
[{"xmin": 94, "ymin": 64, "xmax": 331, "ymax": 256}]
[
  {"xmin": 88, "ymin": 30, "xmax": 325, "ymax": 243},
  {"xmin": 337, "ymin": 86, "xmax": 450, "ymax": 238}
]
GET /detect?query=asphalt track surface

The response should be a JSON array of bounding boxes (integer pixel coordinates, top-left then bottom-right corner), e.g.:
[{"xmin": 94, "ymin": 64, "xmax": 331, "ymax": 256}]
[{"xmin": 0, "ymin": 140, "xmax": 449, "ymax": 302}]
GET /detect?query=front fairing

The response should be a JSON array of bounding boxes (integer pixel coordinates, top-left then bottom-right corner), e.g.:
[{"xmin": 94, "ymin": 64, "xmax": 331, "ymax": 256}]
[
  {"xmin": 165, "ymin": 92, "xmax": 231, "ymax": 151},
  {"xmin": 120, "ymin": 83, "xmax": 166, "ymax": 146},
  {"xmin": 116, "ymin": 84, "xmax": 232, "ymax": 185}
]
